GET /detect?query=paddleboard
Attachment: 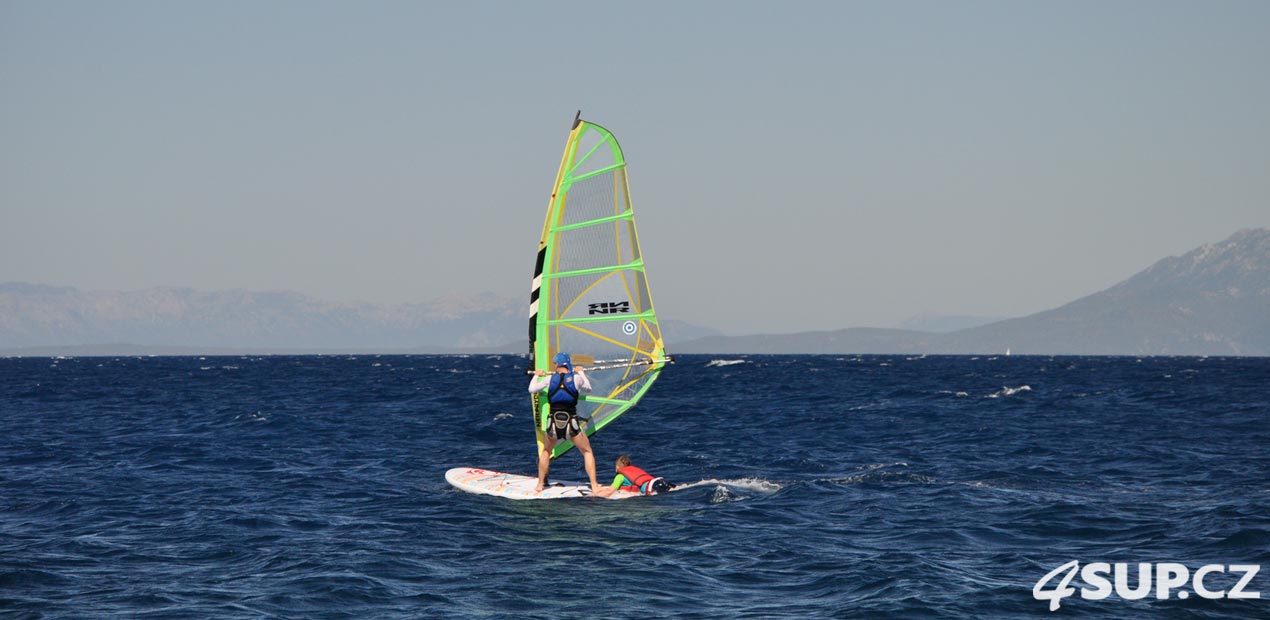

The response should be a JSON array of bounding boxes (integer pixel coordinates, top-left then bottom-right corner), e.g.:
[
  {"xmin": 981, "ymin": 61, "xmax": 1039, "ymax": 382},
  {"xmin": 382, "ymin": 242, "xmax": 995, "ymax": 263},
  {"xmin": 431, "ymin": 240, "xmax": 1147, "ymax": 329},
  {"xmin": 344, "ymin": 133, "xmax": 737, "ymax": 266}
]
[{"xmin": 445, "ymin": 467, "xmax": 640, "ymax": 500}]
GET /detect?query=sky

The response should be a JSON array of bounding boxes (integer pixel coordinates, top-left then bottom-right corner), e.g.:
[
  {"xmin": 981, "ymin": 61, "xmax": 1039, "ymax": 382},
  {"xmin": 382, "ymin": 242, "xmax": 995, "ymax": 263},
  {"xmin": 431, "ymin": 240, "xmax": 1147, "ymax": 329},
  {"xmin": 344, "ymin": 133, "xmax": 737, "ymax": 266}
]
[{"xmin": 2, "ymin": 1, "xmax": 1268, "ymax": 335}]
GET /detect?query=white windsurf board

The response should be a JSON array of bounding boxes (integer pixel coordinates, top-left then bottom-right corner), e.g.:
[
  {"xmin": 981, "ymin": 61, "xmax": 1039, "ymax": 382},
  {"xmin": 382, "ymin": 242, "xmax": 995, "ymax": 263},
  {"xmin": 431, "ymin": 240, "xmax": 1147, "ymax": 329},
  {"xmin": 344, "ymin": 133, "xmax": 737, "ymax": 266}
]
[{"xmin": 445, "ymin": 467, "xmax": 640, "ymax": 500}]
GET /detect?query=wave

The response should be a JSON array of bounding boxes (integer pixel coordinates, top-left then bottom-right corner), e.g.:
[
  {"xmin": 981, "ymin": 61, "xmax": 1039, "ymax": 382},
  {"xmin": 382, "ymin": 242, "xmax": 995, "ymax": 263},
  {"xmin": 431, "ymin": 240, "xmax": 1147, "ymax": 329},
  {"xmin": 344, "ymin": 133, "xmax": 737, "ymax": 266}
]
[
  {"xmin": 830, "ymin": 471, "xmax": 937, "ymax": 485},
  {"xmin": 675, "ymin": 477, "xmax": 782, "ymax": 493},
  {"xmin": 6, "ymin": 354, "xmax": 1265, "ymax": 620},
  {"xmin": 706, "ymin": 359, "xmax": 748, "ymax": 368},
  {"xmin": 667, "ymin": 478, "xmax": 782, "ymax": 503},
  {"xmin": 987, "ymin": 385, "xmax": 1031, "ymax": 398},
  {"xmin": 825, "ymin": 462, "xmax": 935, "ymax": 485},
  {"xmin": 672, "ymin": 477, "xmax": 783, "ymax": 504}
]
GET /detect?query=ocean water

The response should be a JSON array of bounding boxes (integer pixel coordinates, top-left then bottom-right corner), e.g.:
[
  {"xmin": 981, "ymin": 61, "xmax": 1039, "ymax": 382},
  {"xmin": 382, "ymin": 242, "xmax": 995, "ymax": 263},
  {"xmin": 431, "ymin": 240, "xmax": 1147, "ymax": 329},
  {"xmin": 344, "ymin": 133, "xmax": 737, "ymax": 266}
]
[{"xmin": 2, "ymin": 354, "xmax": 1268, "ymax": 619}]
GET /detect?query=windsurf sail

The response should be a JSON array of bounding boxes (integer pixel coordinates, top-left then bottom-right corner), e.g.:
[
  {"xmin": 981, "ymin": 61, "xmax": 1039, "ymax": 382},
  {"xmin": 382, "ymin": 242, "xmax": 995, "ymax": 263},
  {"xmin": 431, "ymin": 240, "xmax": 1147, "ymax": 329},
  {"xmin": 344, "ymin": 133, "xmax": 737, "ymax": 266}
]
[{"xmin": 529, "ymin": 112, "xmax": 670, "ymax": 459}]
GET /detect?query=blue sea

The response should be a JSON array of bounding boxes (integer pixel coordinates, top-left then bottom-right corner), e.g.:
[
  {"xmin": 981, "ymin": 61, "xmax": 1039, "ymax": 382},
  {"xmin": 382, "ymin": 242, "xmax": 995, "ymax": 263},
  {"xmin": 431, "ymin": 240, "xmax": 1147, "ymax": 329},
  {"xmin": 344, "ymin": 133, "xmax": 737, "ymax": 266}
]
[{"xmin": 3, "ymin": 354, "xmax": 1268, "ymax": 619}]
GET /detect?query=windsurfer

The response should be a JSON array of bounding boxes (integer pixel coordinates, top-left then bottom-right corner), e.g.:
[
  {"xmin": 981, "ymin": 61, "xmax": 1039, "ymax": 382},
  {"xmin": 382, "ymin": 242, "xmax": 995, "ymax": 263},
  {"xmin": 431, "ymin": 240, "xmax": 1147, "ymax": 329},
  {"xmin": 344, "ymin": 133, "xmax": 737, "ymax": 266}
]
[{"xmin": 528, "ymin": 353, "xmax": 603, "ymax": 494}]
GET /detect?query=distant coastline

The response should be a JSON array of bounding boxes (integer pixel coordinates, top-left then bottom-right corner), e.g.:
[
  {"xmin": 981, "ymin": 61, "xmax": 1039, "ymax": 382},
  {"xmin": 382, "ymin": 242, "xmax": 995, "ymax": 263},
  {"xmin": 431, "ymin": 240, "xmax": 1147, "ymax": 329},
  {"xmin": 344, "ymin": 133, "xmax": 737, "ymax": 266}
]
[
  {"xmin": 3, "ymin": 228, "xmax": 1267, "ymax": 357},
  {"xmin": 0, "ymin": 343, "xmax": 522, "ymax": 358}
]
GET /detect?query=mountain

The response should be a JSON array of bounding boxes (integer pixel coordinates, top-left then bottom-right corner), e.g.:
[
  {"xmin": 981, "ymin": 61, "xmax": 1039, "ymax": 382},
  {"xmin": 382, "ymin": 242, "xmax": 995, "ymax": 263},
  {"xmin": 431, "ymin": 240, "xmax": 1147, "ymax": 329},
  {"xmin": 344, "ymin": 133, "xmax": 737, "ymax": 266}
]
[
  {"xmin": 894, "ymin": 314, "xmax": 1005, "ymax": 333},
  {"xmin": 676, "ymin": 229, "xmax": 1270, "ymax": 356},
  {"xmin": 5, "ymin": 229, "xmax": 1266, "ymax": 357},
  {"xmin": 936, "ymin": 228, "xmax": 1270, "ymax": 355},
  {"xmin": 658, "ymin": 319, "xmax": 724, "ymax": 345},
  {"xmin": 672, "ymin": 328, "xmax": 936, "ymax": 355},
  {"xmin": 0, "ymin": 285, "xmax": 724, "ymax": 356},
  {"xmin": 0, "ymin": 285, "xmax": 524, "ymax": 352}
]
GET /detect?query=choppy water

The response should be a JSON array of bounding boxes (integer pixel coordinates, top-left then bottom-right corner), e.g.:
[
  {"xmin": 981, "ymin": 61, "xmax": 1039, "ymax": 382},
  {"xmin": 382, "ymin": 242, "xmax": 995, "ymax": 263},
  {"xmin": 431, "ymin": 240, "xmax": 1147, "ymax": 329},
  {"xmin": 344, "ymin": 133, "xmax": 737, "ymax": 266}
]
[{"xmin": 3, "ymin": 354, "xmax": 1268, "ymax": 619}]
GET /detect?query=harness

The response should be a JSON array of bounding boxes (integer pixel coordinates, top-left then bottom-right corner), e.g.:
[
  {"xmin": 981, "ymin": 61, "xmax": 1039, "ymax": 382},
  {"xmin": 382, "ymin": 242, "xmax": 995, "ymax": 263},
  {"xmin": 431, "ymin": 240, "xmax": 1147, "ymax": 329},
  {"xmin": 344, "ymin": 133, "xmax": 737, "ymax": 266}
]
[{"xmin": 547, "ymin": 410, "xmax": 580, "ymax": 440}]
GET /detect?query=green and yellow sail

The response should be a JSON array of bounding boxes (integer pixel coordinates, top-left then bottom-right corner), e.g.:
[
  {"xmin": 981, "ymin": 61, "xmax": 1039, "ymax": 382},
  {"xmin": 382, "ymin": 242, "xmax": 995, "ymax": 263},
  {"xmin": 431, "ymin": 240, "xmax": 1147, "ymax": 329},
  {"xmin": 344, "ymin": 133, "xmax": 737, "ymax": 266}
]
[{"xmin": 528, "ymin": 112, "xmax": 670, "ymax": 459}]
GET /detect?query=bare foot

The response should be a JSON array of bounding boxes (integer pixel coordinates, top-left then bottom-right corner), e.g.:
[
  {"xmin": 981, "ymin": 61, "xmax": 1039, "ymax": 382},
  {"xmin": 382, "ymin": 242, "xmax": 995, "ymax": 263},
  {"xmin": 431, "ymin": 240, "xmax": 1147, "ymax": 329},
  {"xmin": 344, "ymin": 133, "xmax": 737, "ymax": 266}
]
[
  {"xmin": 593, "ymin": 486, "xmax": 615, "ymax": 498},
  {"xmin": 535, "ymin": 481, "xmax": 545, "ymax": 493}
]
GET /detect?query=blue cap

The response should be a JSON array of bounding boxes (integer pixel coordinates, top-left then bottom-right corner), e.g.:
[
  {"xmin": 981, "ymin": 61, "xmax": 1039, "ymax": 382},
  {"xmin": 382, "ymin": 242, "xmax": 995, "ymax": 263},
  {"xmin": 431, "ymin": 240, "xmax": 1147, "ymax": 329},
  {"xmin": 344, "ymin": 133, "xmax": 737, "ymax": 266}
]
[{"xmin": 553, "ymin": 352, "xmax": 571, "ymax": 367}]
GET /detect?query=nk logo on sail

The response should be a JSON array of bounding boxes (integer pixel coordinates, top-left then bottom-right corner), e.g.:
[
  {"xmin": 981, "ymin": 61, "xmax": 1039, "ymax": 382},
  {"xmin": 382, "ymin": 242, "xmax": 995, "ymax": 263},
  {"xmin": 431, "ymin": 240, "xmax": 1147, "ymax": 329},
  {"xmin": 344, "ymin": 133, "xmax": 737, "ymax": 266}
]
[{"xmin": 588, "ymin": 301, "xmax": 631, "ymax": 315}]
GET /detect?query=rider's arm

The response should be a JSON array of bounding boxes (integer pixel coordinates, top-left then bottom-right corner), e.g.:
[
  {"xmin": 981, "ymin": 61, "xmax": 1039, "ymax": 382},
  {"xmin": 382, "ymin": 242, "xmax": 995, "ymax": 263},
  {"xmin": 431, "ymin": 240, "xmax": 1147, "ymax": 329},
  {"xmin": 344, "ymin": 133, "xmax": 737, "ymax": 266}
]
[
  {"xmin": 574, "ymin": 369, "xmax": 592, "ymax": 393},
  {"xmin": 528, "ymin": 375, "xmax": 550, "ymax": 393}
]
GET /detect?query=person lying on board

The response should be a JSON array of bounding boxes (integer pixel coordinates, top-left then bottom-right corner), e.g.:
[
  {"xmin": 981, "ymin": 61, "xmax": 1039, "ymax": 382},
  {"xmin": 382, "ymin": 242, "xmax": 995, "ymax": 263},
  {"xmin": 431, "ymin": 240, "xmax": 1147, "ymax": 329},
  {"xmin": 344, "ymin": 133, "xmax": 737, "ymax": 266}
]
[
  {"xmin": 528, "ymin": 352, "xmax": 603, "ymax": 494},
  {"xmin": 596, "ymin": 454, "xmax": 675, "ymax": 497}
]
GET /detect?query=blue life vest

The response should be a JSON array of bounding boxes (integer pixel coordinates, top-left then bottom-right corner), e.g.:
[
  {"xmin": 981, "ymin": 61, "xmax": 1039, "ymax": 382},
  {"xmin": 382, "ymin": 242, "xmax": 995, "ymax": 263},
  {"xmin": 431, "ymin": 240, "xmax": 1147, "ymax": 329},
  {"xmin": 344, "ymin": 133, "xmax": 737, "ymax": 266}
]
[{"xmin": 548, "ymin": 372, "xmax": 580, "ymax": 405}]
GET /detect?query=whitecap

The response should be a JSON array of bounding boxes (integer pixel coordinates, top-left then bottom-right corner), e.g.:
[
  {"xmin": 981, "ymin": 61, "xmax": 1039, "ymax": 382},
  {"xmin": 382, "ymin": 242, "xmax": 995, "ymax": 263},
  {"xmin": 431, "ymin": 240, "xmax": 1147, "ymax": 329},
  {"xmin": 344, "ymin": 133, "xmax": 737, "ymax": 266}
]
[
  {"xmin": 987, "ymin": 385, "xmax": 1032, "ymax": 398},
  {"xmin": 678, "ymin": 477, "xmax": 783, "ymax": 494},
  {"xmin": 857, "ymin": 462, "xmax": 908, "ymax": 471},
  {"xmin": 706, "ymin": 359, "xmax": 747, "ymax": 368}
]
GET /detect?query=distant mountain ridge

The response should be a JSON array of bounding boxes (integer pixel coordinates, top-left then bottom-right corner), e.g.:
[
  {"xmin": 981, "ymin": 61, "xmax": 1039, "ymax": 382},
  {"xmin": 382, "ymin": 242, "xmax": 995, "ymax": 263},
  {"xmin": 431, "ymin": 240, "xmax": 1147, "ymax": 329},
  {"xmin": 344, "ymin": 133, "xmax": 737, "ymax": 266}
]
[
  {"xmin": 894, "ymin": 314, "xmax": 1005, "ymax": 333},
  {"xmin": 0, "ymin": 284, "xmax": 722, "ymax": 355},
  {"xmin": 932, "ymin": 228, "xmax": 1270, "ymax": 355},
  {"xmin": 677, "ymin": 228, "xmax": 1270, "ymax": 356},
  {"xmin": 3, "ymin": 229, "xmax": 1266, "ymax": 356},
  {"xmin": 0, "ymin": 285, "xmax": 523, "ymax": 351}
]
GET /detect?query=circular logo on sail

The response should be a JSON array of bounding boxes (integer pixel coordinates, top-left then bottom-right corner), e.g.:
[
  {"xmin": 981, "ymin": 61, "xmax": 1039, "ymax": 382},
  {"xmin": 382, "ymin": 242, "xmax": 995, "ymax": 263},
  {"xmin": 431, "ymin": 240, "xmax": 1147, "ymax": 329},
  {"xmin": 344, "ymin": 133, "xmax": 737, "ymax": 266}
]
[{"xmin": 622, "ymin": 321, "xmax": 637, "ymax": 335}]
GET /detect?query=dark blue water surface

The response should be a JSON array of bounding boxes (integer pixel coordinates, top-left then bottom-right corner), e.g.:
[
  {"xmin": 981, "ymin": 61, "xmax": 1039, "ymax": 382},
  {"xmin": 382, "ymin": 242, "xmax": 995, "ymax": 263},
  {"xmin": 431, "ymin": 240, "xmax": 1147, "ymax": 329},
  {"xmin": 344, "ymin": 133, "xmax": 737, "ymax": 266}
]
[{"xmin": 3, "ymin": 354, "xmax": 1268, "ymax": 619}]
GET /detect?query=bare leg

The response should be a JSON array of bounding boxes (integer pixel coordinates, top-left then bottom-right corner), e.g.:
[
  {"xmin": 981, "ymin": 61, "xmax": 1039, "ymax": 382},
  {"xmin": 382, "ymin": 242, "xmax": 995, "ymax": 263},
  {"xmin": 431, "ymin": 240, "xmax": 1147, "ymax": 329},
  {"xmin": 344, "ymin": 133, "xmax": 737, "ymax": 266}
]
[
  {"xmin": 571, "ymin": 431, "xmax": 602, "ymax": 492},
  {"xmin": 536, "ymin": 435, "xmax": 555, "ymax": 493}
]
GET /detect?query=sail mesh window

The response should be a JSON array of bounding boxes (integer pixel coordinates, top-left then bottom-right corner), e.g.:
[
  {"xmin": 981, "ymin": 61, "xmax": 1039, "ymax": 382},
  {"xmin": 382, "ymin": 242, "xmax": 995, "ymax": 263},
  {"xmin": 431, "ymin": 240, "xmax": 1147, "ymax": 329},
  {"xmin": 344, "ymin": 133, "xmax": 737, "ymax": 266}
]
[{"xmin": 558, "ymin": 172, "xmax": 624, "ymax": 227}]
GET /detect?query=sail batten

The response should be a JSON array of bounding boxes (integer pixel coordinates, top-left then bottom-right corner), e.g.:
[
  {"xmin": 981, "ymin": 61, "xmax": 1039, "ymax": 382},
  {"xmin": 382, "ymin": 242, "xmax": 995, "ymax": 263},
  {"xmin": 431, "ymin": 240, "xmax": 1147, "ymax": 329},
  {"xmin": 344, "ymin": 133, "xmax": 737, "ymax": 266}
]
[
  {"xmin": 566, "ymin": 162, "xmax": 625, "ymax": 184},
  {"xmin": 529, "ymin": 115, "xmax": 668, "ymax": 459},
  {"xmin": 546, "ymin": 310, "xmax": 658, "ymax": 326},
  {"xmin": 552, "ymin": 211, "xmax": 634, "ymax": 232},
  {"xmin": 569, "ymin": 134, "xmax": 614, "ymax": 177},
  {"xmin": 542, "ymin": 259, "xmax": 644, "ymax": 280}
]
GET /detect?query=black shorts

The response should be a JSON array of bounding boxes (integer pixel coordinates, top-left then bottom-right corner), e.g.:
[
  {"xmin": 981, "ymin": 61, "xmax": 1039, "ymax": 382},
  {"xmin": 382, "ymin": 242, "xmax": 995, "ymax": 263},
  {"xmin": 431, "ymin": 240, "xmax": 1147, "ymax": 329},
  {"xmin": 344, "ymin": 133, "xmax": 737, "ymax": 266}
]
[{"xmin": 547, "ymin": 409, "xmax": 582, "ymax": 441}]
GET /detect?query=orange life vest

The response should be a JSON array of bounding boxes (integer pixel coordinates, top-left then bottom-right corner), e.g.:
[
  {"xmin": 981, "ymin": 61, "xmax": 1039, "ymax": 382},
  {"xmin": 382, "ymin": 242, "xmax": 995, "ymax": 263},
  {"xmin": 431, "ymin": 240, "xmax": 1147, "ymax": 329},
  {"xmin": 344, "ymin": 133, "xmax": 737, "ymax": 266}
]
[{"xmin": 617, "ymin": 465, "xmax": 655, "ymax": 492}]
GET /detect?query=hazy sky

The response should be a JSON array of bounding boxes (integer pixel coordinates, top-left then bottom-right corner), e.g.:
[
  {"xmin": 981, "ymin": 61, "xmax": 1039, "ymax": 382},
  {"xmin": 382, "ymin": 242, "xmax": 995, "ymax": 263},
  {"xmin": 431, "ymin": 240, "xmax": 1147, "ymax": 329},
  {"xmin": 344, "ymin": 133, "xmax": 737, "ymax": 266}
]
[{"xmin": 3, "ymin": 1, "xmax": 1268, "ymax": 334}]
